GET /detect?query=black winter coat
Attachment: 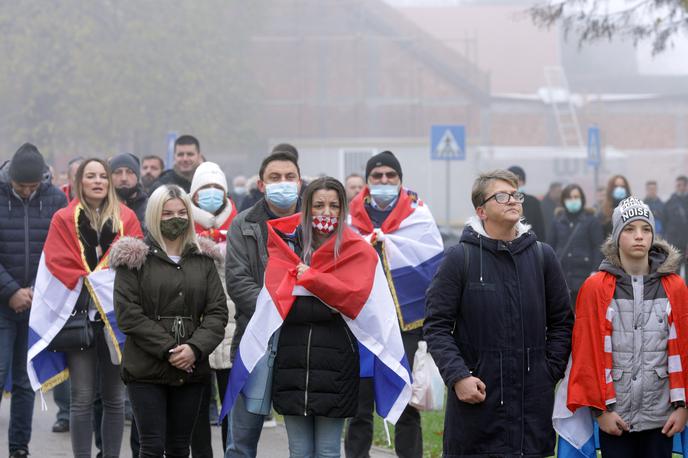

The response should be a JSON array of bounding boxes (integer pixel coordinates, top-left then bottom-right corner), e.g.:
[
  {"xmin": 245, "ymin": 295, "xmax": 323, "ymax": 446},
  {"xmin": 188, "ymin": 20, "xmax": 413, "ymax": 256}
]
[
  {"xmin": 547, "ymin": 208, "xmax": 604, "ymax": 294},
  {"xmin": 272, "ymin": 295, "xmax": 359, "ymax": 418},
  {"xmin": 0, "ymin": 182, "xmax": 67, "ymax": 314},
  {"xmin": 150, "ymin": 168, "xmax": 192, "ymax": 194},
  {"xmin": 663, "ymin": 193, "xmax": 688, "ymax": 253},
  {"xmin": 111, "ymin": 237, "xmax": 228, "ymax": 386},
  {"xmin": 424, "ymin": 222, "xmax": 573, "ymax": 457}
]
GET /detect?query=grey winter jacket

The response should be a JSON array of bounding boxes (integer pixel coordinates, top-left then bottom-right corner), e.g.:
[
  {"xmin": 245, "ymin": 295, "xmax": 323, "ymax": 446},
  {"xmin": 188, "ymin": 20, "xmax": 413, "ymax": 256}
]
[
  {"xmin": 225, "ymin": 199, "xmax": 272, "ymax": 362},
  {"xmin": 599, "ymin": 237, "xmax": 683, "ymax": 431}
]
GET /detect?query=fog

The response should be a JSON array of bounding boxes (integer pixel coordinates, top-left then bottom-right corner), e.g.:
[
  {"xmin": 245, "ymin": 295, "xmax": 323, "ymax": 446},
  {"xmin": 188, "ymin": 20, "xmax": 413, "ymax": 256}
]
[{"xmin": 1, "ymin": 0, "xmax": 686, "ymax": 224}]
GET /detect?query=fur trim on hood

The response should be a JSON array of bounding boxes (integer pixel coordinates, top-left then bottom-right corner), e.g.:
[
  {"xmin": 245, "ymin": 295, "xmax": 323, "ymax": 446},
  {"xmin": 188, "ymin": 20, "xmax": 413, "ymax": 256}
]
[
  {"xmin": 109, "ymin": 236, "xmax": 149, "ymax": 270},
  {"xmin": 600, "ymin": 236, "xmax": 681, "ymax": 274},
  {"xmin": 465, "ymin": 215, "xmax": 532, "ymax": 239},
  {"xmin": 196, "ymin": 236, "xmax": 225, "ymax": 264}
]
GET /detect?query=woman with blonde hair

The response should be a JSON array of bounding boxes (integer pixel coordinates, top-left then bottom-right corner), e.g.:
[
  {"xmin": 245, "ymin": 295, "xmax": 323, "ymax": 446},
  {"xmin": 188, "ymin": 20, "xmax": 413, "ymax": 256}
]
[
  {"xmin": 110, "ymin": 184, "xmax": 228, "ymax": 458},
  {"xmin": 32, "ymin": 157, "xmax": 143, "ymax": 458}
]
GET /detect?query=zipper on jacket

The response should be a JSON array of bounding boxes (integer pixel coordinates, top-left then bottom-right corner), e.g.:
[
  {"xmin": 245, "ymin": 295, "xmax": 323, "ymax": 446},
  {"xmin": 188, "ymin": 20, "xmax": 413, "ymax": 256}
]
[
  {"xmin": 343, "ymin": 326, "xmax": 355, "ymax": 352},
  {"xmin": 526, "ymin": 347, "xmax": 531, "ymax": 373},
  {"xmin": 499, "ymin": 351, "xmax": 504, "ymax": 406},
  {"xmin": 304, "ymin": 325, "xmax": 313, "ymax": 416},
  {"xmin": 23, "ymin": 199, "xmax": 29, "ymax": 286}
]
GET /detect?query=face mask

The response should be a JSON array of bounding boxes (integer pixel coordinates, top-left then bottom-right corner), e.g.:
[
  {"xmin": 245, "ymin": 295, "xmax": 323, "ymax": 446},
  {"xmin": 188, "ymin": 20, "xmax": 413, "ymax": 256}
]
[
  {"xmin": 265, "ymin": 181, "xmax": 299, "ymax": 209},
  {"xmin": 612, "ymin": 186, "xmax": 627, "ymax": 200},
  {"xmin": 197, "ymin": 188, "xmax": 225, "ymax": 213},
  {"xmin": 115, "ymin": 186, "xmax": 137, "ymax": 201},
  {"xmin": 233, "ymin": 186, "xmax": 247, "ymax": 196},
  {"xmin": 564, "ymin": 198, "xmax": 582, "ymax": 214},
  {"xmin": 312, "ymin": 215, "xmax": 338, "ymax": 235},
  {"xmin": 160, "ymin": 217, "xmax": 189, "ymax": 241},
  {"xmin": 369, "ymin": 184, "xmax": 399, "ymax": 207}
]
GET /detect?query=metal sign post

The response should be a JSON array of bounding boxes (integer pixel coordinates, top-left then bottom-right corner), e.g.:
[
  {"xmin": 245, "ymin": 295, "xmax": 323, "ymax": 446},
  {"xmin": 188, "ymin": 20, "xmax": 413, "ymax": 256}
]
[
  {"xmin": 587, "ymin": 126, "xmax": 601, "ymax": 195},
  {"xmin": 430, "ymin": 125, "xmax": 466, "ymax": 228},
  {"xmin": 165, "ymin": 131, "xmax": 178, "ymax": 169}
]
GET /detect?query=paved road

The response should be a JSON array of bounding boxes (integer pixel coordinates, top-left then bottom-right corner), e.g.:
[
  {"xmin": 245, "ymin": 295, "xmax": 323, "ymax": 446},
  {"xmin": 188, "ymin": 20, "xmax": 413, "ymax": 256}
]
[{"xmin": 0, "ymin": 394, "xmax": 395, "ymax": 457}]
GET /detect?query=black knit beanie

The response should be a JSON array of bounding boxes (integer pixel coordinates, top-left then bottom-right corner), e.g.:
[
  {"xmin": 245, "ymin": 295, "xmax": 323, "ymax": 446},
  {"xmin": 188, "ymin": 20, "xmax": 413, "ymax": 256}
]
[
  {"xmin": 109, "ymin": 153, "xmax": 140, "ymax": 178},
  {"xmin": 9, "ymin": 143, "xmax": 46, "ymax": 183},
  {"xmin": 365, "ymin": 151, "xmax": 402, "ymax": 181}
]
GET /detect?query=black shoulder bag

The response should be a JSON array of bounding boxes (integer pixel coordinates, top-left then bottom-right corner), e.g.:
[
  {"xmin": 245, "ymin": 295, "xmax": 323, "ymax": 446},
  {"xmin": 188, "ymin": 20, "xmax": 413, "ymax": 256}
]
[{"xmin": 47, "ymin": 283, "xmax": 95, "ymax": 352}]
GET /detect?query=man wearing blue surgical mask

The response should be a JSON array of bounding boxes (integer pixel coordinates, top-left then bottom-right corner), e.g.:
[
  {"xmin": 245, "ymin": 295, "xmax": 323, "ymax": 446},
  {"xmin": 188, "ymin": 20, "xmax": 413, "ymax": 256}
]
[
  {"xmin": 346, "ymin": 151, "xmax": 442, "ymax": 458},
  {"xmin": 224, "ymin": 150, "xmax": 301, "ymax": 458}
]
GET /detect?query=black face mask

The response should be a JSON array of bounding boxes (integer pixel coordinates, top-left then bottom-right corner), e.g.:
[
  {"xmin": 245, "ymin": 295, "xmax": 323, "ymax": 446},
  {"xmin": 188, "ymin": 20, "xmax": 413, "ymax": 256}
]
[
  {"xmin": 115, "ymin": 186, "xmax": 137, "ymax": 200},
  {"xmin": 160, "ymin": 217, "xmax": 189, "ymax": 241}
]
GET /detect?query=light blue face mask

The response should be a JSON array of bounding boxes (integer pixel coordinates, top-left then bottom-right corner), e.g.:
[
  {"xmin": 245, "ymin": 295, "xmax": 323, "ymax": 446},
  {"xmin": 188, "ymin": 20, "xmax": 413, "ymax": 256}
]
[
  {"xmin": 265, "ymin": 181, "xmax": 299, "ymax": 209},
  {"xmin": 369, "ymin": 184, "xmax": 400, "ymax": 207},
  {"xmin": 564, "ymin": 198, "xmax": 582, "ymax": 214},
  {"xmin": 198, "ymin": 188, "xmax": 225, "ymax": 213},
  {"xmin": 612, "ymin": 186, "xmax": 627, "ymax": 200}
]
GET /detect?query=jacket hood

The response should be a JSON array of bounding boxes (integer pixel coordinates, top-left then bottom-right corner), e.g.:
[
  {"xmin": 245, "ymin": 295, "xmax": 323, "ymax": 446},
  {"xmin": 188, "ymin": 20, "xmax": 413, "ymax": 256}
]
[
  {"xmin": 109, "ymin": 236, "xmax": 149, "ymax": 269},
  {"xmin": 599, "ymin": 236, "xmax": 681, "ymax": 276},
  {"xmin": 462, "ymin": 215, "xmax": 534, "ymax": 254},
  {"xmin": 110, "ymin": 235, "xmax": 223, "ymax": 270}
]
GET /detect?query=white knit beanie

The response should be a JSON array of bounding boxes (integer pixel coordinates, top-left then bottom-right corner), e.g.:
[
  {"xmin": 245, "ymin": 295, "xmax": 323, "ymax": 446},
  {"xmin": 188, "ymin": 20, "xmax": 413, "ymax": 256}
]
[{"xmin": 190, "ymin": 162, "xmax": 228, "ymax": 197}]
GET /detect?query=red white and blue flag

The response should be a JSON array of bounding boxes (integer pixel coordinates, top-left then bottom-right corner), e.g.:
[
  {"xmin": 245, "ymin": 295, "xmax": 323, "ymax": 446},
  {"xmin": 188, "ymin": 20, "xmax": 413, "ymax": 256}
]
[
  {"xmin": 349, "ymin": 187, "xmax": 444, "ymax": 331},
  {"xmin": 220, "ymin": 213, "xmax": 412, "ymax": 423},
  {"xmin": 27, "ymin": 201, "xmax": 142, "ymax": 392}
]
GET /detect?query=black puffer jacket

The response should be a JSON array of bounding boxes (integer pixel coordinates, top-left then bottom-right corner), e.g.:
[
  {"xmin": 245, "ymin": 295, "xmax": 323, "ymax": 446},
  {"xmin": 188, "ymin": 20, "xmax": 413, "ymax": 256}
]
[
  {"xmin": 272, "ymin": 295, "xmax": 359, "ymax": 418},
  {"xmin": 111, "ymin": 236, "xmax": 228, "ymax": 386},
  {"xmin": 0, "ymin": 182, "xmax": 67, "ymax": 313},
  {"xmin": 548, "ymin": 208, "xmax": 604, "ymax": 294}
]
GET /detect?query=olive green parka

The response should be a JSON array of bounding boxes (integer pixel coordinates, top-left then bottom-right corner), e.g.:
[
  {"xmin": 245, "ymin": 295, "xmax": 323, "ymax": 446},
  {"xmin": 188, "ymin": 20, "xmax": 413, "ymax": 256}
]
[{"xmin": 110, "ymin": 236, "xmax": 228, "ymax": 386}]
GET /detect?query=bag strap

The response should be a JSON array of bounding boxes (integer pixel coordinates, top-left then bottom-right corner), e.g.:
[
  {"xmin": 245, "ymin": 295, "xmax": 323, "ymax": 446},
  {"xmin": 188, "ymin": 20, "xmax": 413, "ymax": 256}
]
[{"xmin": 555, "ymin": 222, "xmax": 581, "ymax": 263}]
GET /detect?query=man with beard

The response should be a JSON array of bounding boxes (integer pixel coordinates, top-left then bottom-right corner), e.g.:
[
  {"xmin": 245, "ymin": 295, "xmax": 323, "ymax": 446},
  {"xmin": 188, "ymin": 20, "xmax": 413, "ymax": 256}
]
[
  {"xmin": 110, "ymin": 153, "xmax": 148, "ymax": 227},
  {"xmin": 140, "ymin": 155, "xmax": 164, "ymax": 195}
]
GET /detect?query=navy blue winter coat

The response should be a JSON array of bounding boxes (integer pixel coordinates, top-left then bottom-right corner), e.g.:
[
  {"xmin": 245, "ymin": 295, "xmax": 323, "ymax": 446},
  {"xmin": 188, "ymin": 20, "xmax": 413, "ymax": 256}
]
[
  {"xmin": 548, "ymin": 208, "xmax": 604, "ymax": 294},
  {"xmin": 424, "ymin": 221, "xmax": 573, "ymax": 457},
  {"xmin": 0, "ymin": 182, "xmax": 67, "ymax": 316}
]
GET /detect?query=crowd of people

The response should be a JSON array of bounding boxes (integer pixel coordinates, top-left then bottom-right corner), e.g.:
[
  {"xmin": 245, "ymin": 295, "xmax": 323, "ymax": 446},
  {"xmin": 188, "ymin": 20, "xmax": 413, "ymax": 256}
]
[{"xmin": 1, "ymin": 135, "xmax": 688, "ymax": 458}]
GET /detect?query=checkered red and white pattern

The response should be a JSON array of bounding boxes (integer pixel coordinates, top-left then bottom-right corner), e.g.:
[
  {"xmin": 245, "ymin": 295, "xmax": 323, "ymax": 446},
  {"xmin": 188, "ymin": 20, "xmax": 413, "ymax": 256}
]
[{"xmin": 312, "ymin": 215, "xmax": 338, "ymax": 234}]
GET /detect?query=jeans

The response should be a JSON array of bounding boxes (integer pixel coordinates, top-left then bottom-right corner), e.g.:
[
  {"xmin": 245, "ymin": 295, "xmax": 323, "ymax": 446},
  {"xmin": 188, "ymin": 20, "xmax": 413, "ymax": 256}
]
[
  {"xmin": 344, "ymin": 329, "xmax": 422, "ymax": 458},
  {"xmin": 216, "ymin": 368, "xmax": 231, "ymax": 451},
  {"xmin": 54, "ymin": 379, "xmax": 71, "ymax": 422},
  {"xmin": 128, "ymin": 381, "xmax": 205, "ymax": 458},
  {"xmin": 0, "ymin": 309, "xmax": 35, "ymax": 453},
  {"xmin": 225, "ymin": 393, "xmax": 265, "ymax": 458},
  {"xmin": 284, "ymin": 415, "xmax": 345, "ymax": 458},
  {"xmin": 599, "ymin": 428, "xmax": 672, "ymax": 458},
  {"xmin": 66, "ymin": 323, "xmax": 124, "ymax": 458}
]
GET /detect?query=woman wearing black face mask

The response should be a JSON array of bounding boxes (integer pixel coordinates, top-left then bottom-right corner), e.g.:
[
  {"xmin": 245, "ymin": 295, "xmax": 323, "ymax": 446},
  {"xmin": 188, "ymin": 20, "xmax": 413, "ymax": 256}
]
[
  {"xmin": 548, "ymin": 184, "xmax": 604, "ymax": 308},
  {"xmin": 110, "ymin": 184, "xmax": 228, "ymax": 458}
]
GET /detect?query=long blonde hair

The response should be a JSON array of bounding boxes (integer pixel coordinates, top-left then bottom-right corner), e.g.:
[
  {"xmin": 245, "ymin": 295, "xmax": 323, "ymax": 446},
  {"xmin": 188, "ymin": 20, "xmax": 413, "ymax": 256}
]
[
  {"xmin": 74, "ymin": 158, "xmax": 121, "ymax": 231},
  {"xmin": 146, "ymin": 185, "xmax": 199, "ymax": 254}
]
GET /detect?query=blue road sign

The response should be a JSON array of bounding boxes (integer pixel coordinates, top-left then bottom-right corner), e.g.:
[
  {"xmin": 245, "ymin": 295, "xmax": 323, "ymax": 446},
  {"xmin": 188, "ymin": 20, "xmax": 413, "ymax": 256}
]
[
  {"xmin": 430, "ymin": 125, "xmax": 465, "ymax": 161},
  {"xmin": 587, "ymin": 126, "xmax": 601, "ymax": 166},
  {"xmin": 165, "ymin": 132, "xmax": 178, "ymax": 168}
]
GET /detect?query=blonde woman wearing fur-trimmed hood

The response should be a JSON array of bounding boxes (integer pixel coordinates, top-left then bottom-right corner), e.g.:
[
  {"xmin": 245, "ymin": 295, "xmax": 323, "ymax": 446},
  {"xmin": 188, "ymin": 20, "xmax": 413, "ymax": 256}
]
[{"xmin": 110, "ymin": 184, "xmax": 228, "ymax": 457}]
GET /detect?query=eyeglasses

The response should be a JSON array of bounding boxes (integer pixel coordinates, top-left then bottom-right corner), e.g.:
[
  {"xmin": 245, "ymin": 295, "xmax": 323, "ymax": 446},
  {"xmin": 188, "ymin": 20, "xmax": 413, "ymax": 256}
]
[
  {"xmin": 482, "ymin": 191, "xmax": 525, "ymax": 206},
  {"xmin": 369, "ymin": 171, "xmax": 399, "ymax": 180}
]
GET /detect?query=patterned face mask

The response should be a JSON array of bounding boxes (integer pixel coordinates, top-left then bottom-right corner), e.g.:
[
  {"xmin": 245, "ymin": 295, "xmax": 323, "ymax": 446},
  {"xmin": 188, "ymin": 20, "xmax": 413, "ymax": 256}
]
[{"xmin": 312, "ymin": 215, "xmax": 338, "ymax": 235}]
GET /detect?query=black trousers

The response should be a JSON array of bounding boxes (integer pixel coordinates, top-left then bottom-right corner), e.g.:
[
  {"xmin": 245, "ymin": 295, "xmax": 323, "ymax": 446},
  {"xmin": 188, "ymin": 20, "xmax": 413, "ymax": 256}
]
[
  {"xmin": 344, "ymin": 329, "xmax": 422, "ymax": 458},
  {"xmin": 599, "ymin": 428, "xmax": 673, "ymax": 458},
  {"xmin": 190, "ymin": 377, "xmax": 213, "ymax": 457},
  {"xmin": 215, "ymin": 368, "xmax": 231, "ymax": 451},
  {"xmin": 128, "ymin": 381, "xmax": 205, "ymax": 458}
]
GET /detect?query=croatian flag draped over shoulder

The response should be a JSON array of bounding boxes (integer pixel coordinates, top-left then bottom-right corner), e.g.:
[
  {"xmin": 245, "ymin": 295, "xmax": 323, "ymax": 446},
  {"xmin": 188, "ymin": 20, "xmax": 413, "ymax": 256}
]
[
  {"xmin": 553, "ymin": 358, "xmax": 688, "ymax": 456},
  {"xmin": 27, "ymin": 200, "xmax": 142, "ymax": 392},
  {"xmin": 220, "ymin": 213, "xmax": 412, "ymax": 423},
  {"xmin": 348, "ymin": 187, "xmax": 444, "ymax": 332}
]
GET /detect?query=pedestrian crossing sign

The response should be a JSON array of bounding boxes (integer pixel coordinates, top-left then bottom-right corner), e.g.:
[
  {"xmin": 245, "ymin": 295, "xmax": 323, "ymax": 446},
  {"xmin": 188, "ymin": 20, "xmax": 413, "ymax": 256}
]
[{"xmin": 430, "ymin": 125, "xmax": 465, "ymax": 160}]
